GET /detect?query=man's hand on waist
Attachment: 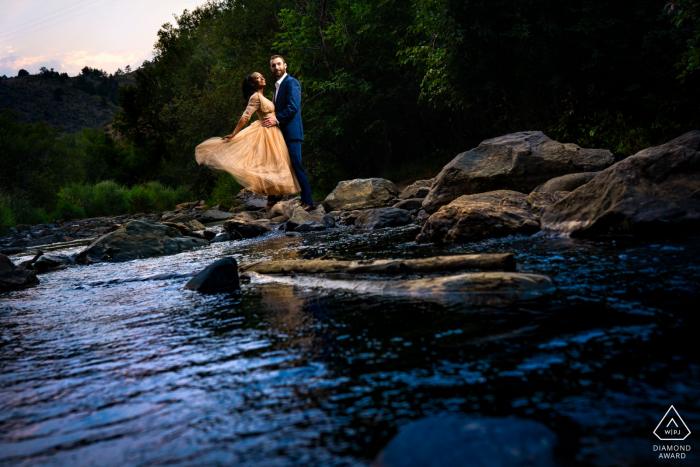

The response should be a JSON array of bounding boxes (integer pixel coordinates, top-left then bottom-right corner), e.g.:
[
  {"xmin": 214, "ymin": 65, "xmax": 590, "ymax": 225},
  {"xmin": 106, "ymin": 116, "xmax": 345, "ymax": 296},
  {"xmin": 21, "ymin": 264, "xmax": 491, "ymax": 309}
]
[{"xmin": 262, "ymin": 116, "xmax": 278, "ymax": 128}]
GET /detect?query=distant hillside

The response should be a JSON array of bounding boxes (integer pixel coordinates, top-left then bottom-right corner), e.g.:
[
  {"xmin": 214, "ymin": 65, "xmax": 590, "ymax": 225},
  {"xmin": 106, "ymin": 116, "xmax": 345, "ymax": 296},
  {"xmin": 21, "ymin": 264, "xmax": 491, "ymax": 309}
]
[{"xmin": 0, "ymin": 67, "xmax": 135, "ymax": 133}]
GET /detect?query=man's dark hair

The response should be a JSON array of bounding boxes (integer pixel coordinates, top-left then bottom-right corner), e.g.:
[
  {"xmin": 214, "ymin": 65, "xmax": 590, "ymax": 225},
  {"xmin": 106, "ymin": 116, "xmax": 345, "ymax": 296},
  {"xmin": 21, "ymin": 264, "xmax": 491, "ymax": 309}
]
[{"xmin": 270, "ymin": 55, "xmax": 286, "ymax": 63}]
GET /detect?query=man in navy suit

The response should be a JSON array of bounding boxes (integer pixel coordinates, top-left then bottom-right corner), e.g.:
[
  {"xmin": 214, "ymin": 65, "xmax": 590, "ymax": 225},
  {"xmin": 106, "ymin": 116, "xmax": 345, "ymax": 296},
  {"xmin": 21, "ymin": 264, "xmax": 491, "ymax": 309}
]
[{"xmin": 262, "ymin": 55, "xmax": 315, "ymax": 211}]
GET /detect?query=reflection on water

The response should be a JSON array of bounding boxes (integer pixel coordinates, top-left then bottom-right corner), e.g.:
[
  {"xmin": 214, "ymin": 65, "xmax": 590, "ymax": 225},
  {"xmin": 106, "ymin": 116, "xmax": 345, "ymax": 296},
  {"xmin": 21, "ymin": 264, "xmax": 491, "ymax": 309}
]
[{"xmin": 1, "ymin": 226, "xmax": 700, "ymax": 466}]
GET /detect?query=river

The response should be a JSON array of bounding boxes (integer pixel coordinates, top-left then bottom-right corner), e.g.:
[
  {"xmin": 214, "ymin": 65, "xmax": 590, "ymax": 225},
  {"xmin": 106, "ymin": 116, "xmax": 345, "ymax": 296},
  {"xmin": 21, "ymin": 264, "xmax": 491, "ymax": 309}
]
[{"xmin": 1, "ymin": 224, "xmax": 699, "ymax": 466}]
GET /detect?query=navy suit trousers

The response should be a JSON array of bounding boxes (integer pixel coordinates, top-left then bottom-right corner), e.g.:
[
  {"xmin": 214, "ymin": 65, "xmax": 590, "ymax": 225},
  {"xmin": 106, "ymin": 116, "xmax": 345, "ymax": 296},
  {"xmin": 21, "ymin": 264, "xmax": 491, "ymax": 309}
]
[{"xmin": 287, "ymin": 140, "xmax": 313, "ymax": 205}]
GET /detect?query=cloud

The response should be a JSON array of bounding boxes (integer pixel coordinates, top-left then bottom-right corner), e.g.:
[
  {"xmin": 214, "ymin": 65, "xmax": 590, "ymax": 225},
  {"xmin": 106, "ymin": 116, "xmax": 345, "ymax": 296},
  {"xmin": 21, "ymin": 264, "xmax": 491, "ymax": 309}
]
[{"xmin": 0, "ymin": 49, "xmax": 150, "ymax": 76}]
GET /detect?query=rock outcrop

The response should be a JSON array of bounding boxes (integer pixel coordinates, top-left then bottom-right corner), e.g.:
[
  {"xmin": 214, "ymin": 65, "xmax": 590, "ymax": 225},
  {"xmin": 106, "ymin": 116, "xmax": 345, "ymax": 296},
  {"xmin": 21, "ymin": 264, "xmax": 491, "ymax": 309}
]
[
  {"xmin": 399, "ymin": 179, "xmax": 433, "ymax": 199},
  {"xmin": 0, "ymin": 253, "xmax": 40, "ymax": 292},
  {"xmin": 422, "ymin": 131, "xmax": 614, "ymax": 213},
  {"xmin": 355, "ymin": 207, "xmax": 412, "ymax": 230},
  {"xmin": 373, "ymin": 416, "xmax": 557, "ymax": 467},
  {"xmin": 322, "ymin": 178, "xmax": 398, "ymax": 212},
  {"xmin": 222, "ymin": 219, "xmax": 272, "ymax": 239},
  {"xmin": 533, "ymin": 172, "xmax": 599, "ymax": 194},
  {"xmin": 185, "ymin": 257, "xmax": 240, "ymax": 293},
  {"xmin": 269, "ymin": 198, "xmax": 302, "ymax": 220},
  {"xmin": 76, "ymin": 220, "xmax": 209, "ymax": 264},
  {"xmin": 392, "ymin": 198, "xmax": 425, "ymax": 213},
  {"xmin": 527, "ymin": 191, "xmax": 569, "ymax": 216},
  {"xmin": 416, "ymin": 190, "xmax": 540, "ymax": 243},
  {"xmin": 542, "ymin": 131, "xmax": 700, "ymax": 237}
]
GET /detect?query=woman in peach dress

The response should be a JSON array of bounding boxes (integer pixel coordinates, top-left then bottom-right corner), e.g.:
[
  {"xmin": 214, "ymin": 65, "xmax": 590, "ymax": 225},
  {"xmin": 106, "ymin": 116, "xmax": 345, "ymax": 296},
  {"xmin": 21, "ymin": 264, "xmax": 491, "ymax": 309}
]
[{"xmin": 195, "ymin": 72, "xmax": 300, "ymax": 209}]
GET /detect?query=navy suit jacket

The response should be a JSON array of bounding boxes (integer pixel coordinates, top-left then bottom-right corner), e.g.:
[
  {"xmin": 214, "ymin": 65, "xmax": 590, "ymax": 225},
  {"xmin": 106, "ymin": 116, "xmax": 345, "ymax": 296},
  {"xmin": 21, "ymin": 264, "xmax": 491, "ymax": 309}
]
[{"xmin": 274, "ymin": 75, "xmax": 303, "ymax": 142}]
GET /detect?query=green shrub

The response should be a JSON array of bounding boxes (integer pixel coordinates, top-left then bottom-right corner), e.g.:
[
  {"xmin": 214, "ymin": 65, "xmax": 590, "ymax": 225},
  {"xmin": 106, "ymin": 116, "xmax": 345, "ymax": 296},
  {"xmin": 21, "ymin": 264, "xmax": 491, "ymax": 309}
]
[
  {"xmin": 91, "ymin": 180, "xmax": 129, "ymax": 217},
  {"xmin": 58, "ymin": 182, "xmax": 95, "ymax": 211},
  {"xmin": 127, "ymin": 185, "xmax": 155, "ymax": 214},
  {"xmin": 207, "ymin": 172, "xmax": 242, "ymax": 208},
  {"xmin": 48, "ymin": 200, "xmax": 86, "ymax": 222},
  {"xmin": 0, "ymin": 195, "xmax": 15, "ymax": 235}
]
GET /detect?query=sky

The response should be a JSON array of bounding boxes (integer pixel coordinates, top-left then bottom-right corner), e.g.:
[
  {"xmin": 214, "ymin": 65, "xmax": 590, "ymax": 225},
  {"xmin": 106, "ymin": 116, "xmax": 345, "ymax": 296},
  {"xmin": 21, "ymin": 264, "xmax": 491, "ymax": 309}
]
[{"xmin": 0, "ymin": 0, "xmax": 203, "ymax": 77}]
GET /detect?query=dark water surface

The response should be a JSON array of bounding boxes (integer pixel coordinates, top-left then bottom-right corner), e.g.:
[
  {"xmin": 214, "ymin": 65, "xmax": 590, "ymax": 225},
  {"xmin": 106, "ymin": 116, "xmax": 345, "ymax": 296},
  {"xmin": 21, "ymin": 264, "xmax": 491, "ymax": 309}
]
[{"xmin": 1, "ymin": 225, "xmax": 699, "ymax": 466}]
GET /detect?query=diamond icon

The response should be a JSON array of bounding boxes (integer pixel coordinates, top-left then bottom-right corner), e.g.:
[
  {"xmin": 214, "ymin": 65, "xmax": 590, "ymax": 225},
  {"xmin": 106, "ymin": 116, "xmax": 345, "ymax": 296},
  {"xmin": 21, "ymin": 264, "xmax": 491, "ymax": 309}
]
[{"xmin": 654, "ymin": 405, "xmax": 691, "ymax": 441}]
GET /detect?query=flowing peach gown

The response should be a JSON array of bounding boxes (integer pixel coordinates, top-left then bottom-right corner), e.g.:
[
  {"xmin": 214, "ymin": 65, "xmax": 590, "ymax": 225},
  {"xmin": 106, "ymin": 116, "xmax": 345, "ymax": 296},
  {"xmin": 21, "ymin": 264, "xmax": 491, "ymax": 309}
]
[{"xmin": 195, "ymin": 92, "xmax": 301, "ymax": 196}]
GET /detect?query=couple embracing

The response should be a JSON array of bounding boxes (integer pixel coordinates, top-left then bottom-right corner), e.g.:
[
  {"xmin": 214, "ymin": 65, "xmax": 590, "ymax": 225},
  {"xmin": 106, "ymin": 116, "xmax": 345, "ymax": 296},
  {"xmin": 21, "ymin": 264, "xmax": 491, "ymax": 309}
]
[{"xmin": 195, "ymin": 55, "xmax": 315, "ymax": 212}]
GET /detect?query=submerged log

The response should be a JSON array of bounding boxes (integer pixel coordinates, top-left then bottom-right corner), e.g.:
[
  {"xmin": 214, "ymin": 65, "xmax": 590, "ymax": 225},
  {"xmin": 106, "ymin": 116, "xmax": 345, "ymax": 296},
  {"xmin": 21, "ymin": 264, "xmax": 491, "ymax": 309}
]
[
  {"xmin": 240, "ymin": 253, "xmax": 515, "ymax": 275},
  {"xmin": 246, "ymin": 271, "xmax": 554, "ymax": 304}
]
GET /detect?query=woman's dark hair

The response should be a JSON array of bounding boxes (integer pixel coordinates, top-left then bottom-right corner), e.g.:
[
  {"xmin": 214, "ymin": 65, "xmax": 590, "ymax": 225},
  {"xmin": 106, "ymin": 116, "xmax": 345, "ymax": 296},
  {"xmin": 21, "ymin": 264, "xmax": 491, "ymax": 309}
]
[{"xmin": 241, "ymin": 72, "xmax": 257, "ymax": 101}]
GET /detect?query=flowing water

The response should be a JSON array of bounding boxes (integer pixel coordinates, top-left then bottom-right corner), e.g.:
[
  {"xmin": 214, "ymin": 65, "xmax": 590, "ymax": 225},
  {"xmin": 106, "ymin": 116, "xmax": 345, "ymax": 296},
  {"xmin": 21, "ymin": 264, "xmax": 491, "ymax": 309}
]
[{"xmin": 1, "ymin": 225, "xmax": 699, "ymax": 466}]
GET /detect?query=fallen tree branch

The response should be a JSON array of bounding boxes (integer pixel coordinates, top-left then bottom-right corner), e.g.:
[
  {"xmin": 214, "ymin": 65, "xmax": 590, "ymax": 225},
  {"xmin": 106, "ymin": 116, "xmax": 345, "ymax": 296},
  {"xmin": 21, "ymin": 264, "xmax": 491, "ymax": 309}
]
[{"xmin": 239, "ymin": 254, "xmax": 515, "ymax": 275}]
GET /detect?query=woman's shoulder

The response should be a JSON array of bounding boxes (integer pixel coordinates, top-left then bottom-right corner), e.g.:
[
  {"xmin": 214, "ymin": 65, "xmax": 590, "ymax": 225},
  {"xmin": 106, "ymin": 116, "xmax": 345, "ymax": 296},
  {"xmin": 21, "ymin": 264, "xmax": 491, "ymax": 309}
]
[{"xmin": 248, "ymin": 92, "xmax": 261, "ymax": 101}]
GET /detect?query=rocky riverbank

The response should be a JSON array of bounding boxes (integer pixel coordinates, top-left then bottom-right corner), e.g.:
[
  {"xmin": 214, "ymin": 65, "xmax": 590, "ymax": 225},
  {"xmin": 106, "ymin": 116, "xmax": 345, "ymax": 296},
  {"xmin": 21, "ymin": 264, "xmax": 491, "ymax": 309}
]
[{"xmin": 2, "ymin": 130, "xmax": 698, "ymax": 295}]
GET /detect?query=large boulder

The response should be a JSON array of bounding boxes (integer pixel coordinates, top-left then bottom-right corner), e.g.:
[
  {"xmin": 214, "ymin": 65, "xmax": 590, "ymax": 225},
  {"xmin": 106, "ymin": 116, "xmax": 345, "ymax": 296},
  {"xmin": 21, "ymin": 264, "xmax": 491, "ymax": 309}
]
[
  {"xmin": 235, "ymin": 189, "xmax": 267, "ymax": 210},
  {"xmin": 527, "ymin": 191, "xmax": 569, "ymax": 216},
  {"xmin": 542, "ymin": 131, "xmax": 700, "ymax": 237},
  {"xmin": 392, "ymin": 198, "xmax": 425, "ymax": 213},
  {"xmin": 222, "ymin": 219, "xmax": 272, "ymax": 239},
  {"xmin": 399, "ymin": 179, "xmax": 433, "ymax": 199},
  {"xmin": 185, "ymin": 257, "xmax": 240, "ymax": 293},
  {"xmin": 322, "ymin": 178, "xmax": 398, "ymax": 211},
  {"xmin": 416, "ymin": 190, "xmax": 540, "ymax": 243},
  {"xmin": 0, "ymin": 253, "xmax": 40, "ymax": 292},
  {"xmin": 373, "ymin": 416, "xmax": 557, "ymax": 467},
  {"xmin": 197, "ymin": 210, "xmax": 234, "ymax": 223},
  {"xmin": 422, "ymin": 131, "xmax": 614, "ymax": 213},
  {"xmin": 76, "ymin": 220, "xmax": 209, "ymax": 264},
  {"xmin": 533, "ymin": 172, "xmax": 599, "ymax": 194},
  {"xmin": 286, "ymin": 206, "xmax": 335, "ymax": 231},
  {"xmin": 269, "ymin": 198, "xmax": 302, "ymax": 220},
  {"xmin": 355, "ymin": 207, "xmax": 412, "ymax": 229}
]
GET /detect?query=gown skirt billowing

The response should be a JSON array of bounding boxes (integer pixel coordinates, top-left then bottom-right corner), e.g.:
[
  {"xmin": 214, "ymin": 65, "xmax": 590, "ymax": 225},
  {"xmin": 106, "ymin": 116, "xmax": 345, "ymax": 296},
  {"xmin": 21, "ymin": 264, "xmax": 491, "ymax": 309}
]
[{"xmin": 195, "ymin": 119, "xmax": 301, "ymax": 196}]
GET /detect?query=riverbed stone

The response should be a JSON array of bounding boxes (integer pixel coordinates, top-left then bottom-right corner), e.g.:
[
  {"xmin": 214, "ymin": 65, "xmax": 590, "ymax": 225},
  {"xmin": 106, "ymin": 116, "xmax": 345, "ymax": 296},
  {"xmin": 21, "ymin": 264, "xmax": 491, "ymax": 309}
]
[
  {"xmin": 198, "ymin": 210, "xmax": 234, "ymax": 223},
  {"xmin": 27, "ymin": 234, "xmax": 60, "ymax": 247},
  {"xmin": 185, "ymin": 257, "xmax": 240, "ymax": 293},
  {"xmin": 236, "ymin": 189, "xmax": 267, "ymax": 210},
  {"xmin": 392, "ymin": 198, "xmax": 425, "ymax": 213},
  {"xmin": 399, "ymin": 179, "xmax": 433, "ymax": 199},
  {"xmin": 223, "ymin": 219, "xmax": 272, "ymax": 239},
  {"xmin": 542, "ymin": 130, "xmax": 700, "ymax": 236},
  {"xmin": 0, "ymin": 253, "xmax": 40, "ymax": 292},
  {"xmin": 533, "ymin": 172, "xmax": 599, "ymax": 194},
  {"xmin": 322, "ymin": 178, "xmax": 399, "ymax": 211},
  {"xmin": 416, "ymin": 190, "xmax": 540, "ymax": 243},
  {"xmin": 373, "ymin": 415, "xmax": 557, "ymax": 467},
  {"xmin": 527, "ymin": 191, "xmax": 569, "ymax": 216},
  {"xmin": 355, "ymin": 207, "xmax": 412, "ymax": 229},
  {"xmin": 76, "ymin": 220, "xmax": 209, "ymax": 264},
  {"xmin": 160, "ymin": 212, "xmax": 195, "ymax": 224},
  {"xmin": 422, "ymin": 131, "xmax": 614, "ymax": 213},
  {"xmin": 286, "ymin": 207, "xmax": 335, "ymax": 231},
  {"xmin": 269, "ymin": 198, "xmax": 302, "ymax": 220}
]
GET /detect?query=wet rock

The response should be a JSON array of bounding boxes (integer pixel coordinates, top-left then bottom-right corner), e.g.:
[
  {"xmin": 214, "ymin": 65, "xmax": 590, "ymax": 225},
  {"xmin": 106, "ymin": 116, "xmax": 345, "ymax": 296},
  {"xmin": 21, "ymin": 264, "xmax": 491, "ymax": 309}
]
[
  {"xmin": 222, "ymin": 219, "xmax": 272, "ymax": 239},
  {"xmin": 527, "ymin": 191, "xmax": 569, "ymax": 216},
  {"xmin": 198, "ymin": 210, "xmax": 234, "ymax": 223},
  {"xmin": 0, "ymin": 247, "xmax": 26, "ymax": 256},
  {"xmin": 231, "ymin": 211, "xmax": 266, "ymax": 222},
  {"xmin": 208, "ymin": 204, "xmax": 230, "ymax": 212},
  {"xmin": 27, "ymin": 234, "xmax": 60, "ymax": 247},
  {"xmin": 322, "ymin": 178, "xmax": 398, "ymax": 211},
  {"xmin": 416, "ymin": 190, "xmax": 540, "ymax": 243},
  {"xmin": 415, "ymin": 210, "xmax": 430, "ymax": 225},
  {"xmin": 200, "ymin": 230, "xmax": 216, "ymax": 241},
  {"xmin": 33, "ymin": 253, "xmax": 75, "ymax": 274},
  {"xmin": 184, "ymin": 257, "xmax": 240, "ymax": 293},
  {"xmin": 161, "ymin": 212, "xmax": 196, "ymax": 224},
  {"xmin": 392, "ymin": 198, "xmax": 425, "ymax": 213},
  {"xmin": 339, "ymin": 210, "xmax": 363, "ymax": 226},
  {"xmin": 184, "ymin": 220, "xmax": 205, "ymax": 231},
  {"xmin": 542, "ymin": 130, "xmax": 700, "ymax": 237},
  {"xmin": 270, "ymin": 215, "xmax": 288, "ymax": 224},
  {"xmin": 76, "ymin": 220, "xmax": 209, "ymax": 265},
  {"xmin": 103, "ymin": 224, "xmax": 122, "ymax": 234},
  {"xmin": 294, "ymin": 223, "xmax": 327, "ymax": 232},
  {"xmin": 161, "ymin": 222, "xmax": 206, "ymax": 240},
  {"xmin": 373, "ymin": 416, "xmax": 557, "ymax": 467},
  {"xmin": 236, "ymin": 189, "xmax": 267, "ymax": 210},
  {"xmin": 285, "ymin": 231, "xmax": 302, "ymax": 237},
  {"xmin": 355, "ymin": 207, "xmax": 412, "ymax": 230},
  {"xmin": 533, "ymin": 172, "xmax": 599, "ymax": 193},
  {"xmin": 399, "ymin": 179, "xmax": 433, "ymax": 199},
  {"xmin": 210, "ymin": 232, "xmax": 231, "ymax": 243},
  {"xmin": 17, "ymin": 224, "xmax": 31, "ymax": 232},
  {"xmin": 286, "ymin": 206, "xmax": 335, "ymax": 230},
  {"xmin": 0, "ymin": 253, "xmax": 39, "ymax": 292},
  {"xmin": 422, "ymin": 131, "xmax": 614, "ymax": 213},
  {"xmin": 269, "ymin": 198, "xmax": 302, "ymax": 220}
]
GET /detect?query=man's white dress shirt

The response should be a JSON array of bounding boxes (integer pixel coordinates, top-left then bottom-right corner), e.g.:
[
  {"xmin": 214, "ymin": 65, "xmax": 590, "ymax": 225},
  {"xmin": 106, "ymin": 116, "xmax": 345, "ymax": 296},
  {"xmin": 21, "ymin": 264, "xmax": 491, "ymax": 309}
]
[{"xmin": 274, "ymin": 73, "xmax": 287, "ymax": 124}]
